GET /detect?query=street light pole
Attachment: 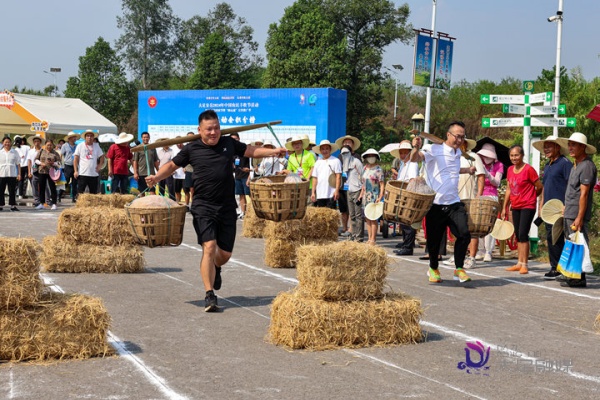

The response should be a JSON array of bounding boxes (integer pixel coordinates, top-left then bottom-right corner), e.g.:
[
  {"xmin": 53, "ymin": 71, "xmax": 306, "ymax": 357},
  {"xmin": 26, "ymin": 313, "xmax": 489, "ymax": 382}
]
[
  {"xmin": 424, "ymin": 0, "xmax": 438, "ymax": 142},
  {"xmin": 550, "ymin": 0, "xmax": 564, "ymax": 138},
  {"xmin": 385, "ymin": 64, "xmax": 403, "ymax": 121},
  {"xmin": 43, "ymin": 67, "xmax": 61, "ymax": 97}
]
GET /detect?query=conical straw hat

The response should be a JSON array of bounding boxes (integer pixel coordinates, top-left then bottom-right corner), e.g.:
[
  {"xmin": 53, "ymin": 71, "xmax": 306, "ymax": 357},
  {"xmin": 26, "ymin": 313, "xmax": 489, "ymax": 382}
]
[
  {"xmin": 541, "ymin": 199, "xmax": 564, "ymax": 224},
  {"xmin": 364, "ymin": 202, "xmax": 384, "ymax": 221},
  {"xmin": 490, "ymin": 219, "xmax": 514, "ymax": 240},
  {"xmin": 552, "ymin": 216, "xmax": 564, "ymax": 245}
]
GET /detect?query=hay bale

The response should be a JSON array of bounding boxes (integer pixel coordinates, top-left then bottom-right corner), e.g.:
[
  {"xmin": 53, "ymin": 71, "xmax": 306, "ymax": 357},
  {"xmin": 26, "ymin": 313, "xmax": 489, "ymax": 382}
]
[
  {"xmin": 0, "ymin": 291, "xmax": 113, "ymax": 362},
  {"xmin": 269, "ymin": 289, "xmax": 423, "ymax": 350},
  {"xmin": 263, "ymin": 207, "xmax": 339, "ymax": 241},
  {"xmin": 242, "ymin": 203, "xmax": 266, "ymax": 238},
  {"xmin": 41, "ymin": 236, "xmax": 145, "ymax": 273},
  {"xmin": 57, "ymin": 208, "xmax": 136, "ymax": 246},
  {"xmin": 75, "ymin": 193, "xmax": 136, "ymax": 208},
  {"xmin": 296, "ymin": 241, "xmax": 388, "ymax": 301},
  {"xmin": 264, "ymin": 238, "xmax": 334, "ymax": 268},
  {"xmin": 595, "ymin": 312, "xmax": 600, "ymax": 332},
  {"xmin": 0, "ymin": 238, "xmax": 44, "ymax": 310}
]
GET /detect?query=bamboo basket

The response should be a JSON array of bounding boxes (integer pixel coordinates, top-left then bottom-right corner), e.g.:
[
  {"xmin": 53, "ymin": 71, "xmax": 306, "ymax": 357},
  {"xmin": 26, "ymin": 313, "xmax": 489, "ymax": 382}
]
[
  {"xmin": 383, "ymin": 181, "xmax": 435, "ymax": 225},
  {"xmin": 125, "ymin": 204, "xmax": 187, "ymax": 248},
  {"xmin": 463, "ymin": 198, "xmax": 500, "ymax": 237},
  {"xmin": 249, "ymin": 176, "xmax": 310, "ymax": 222}
]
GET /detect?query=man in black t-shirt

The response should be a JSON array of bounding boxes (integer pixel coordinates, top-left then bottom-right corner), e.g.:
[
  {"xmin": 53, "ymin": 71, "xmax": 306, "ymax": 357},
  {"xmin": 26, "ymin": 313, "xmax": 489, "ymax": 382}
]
[{"xmin": 146, "ymin": 110, "xmax": 286, "ymax": 312}]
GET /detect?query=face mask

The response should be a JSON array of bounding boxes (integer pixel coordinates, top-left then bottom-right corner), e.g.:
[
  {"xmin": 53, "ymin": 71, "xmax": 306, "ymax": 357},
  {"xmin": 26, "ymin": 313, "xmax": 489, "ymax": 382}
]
[{"xmin": 366, "ymin": 156, "xmax": 377, "ymax": 165}]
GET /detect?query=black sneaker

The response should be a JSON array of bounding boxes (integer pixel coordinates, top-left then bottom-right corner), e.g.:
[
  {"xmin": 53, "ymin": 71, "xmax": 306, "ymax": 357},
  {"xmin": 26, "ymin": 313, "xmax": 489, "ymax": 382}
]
[
  {"xmin": 543, "ymin": 270, "xmax": 561, "ymax": 280},
  {"xmin": 393, "ymin": 248, "xmax": 414, "ymax": 256},
  {"xmin": 395, "ymin": 242, "xmax": 405, "ymax": 248},
  {"xmin": 204, "ymin": 291, "xmax": 219, "ymax": 312},
  {"xmin": 560, "ymin": 278, "xmax": 587, "ymax": 288},
  {"xmin": 556, "ymin": 274, "xmax": 567, "ymax": 282},
  {"xmin": 10, "ymin": 206, "xmax": 19, "ymax": 212},
  {"xmin": 213, "ymin": 266, "xmax": 222, "ymax": 290}
]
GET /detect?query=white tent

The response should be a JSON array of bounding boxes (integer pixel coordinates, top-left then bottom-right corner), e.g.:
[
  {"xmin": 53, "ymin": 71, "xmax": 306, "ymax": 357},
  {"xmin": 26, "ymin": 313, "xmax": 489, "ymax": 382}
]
[{"xmin": 0, "ymin": 93, "xmax": 117, "ymax": 136}]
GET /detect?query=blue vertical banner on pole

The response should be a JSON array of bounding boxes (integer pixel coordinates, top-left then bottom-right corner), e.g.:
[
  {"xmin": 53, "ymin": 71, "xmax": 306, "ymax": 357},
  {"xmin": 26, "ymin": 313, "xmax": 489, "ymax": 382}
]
[
  {"xmin": 434, "ymin": 38, "xmax": 453, "ymax": 90},
  {"xmin": 412, "ymin": 34, "xmax": 434, "ymax": 87}
]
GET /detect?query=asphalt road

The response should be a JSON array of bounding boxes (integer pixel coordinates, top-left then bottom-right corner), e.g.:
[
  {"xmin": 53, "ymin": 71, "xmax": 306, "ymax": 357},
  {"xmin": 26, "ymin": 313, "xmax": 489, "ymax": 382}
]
[{"xmin": 1, "ymin": 205, "xmax": 599, "ymax": 400}]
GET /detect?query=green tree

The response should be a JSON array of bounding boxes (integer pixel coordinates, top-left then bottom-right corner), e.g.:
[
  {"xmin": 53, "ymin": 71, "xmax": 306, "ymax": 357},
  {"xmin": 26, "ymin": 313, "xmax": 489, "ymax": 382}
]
[
  {"xmin": 65, "ymin": 37, "xmax": 136, "ymax": 128},
  {"xmin": 264, "ymin": 1, "xmax": 349, "ymax": 88},
  {"xmin": 175, "ymin": 2, "xmax": 262, "ymax": 87},
  {"xmin": 264, "ymin": 0, "xmax": 412, "ymax": 136},
  {"xmin": 115, "ymin": 0, "xmax": 179, "ymax": 89},
  {"xmin": 187, "ymin": 33, "xmax": 238, "ymax": 89}
]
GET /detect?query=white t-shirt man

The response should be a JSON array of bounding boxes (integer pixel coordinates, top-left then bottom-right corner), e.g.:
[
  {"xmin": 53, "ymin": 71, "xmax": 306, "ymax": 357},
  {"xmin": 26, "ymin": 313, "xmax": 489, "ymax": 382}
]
[
  {"xmin": 396, "ymin": 161, "xmax": 420, "ymax": 183},
  {"xmin": 424, "ymin": 143, "xmax": 462, "ymax": 205},
  {"xmin": 311, "ymin": 156, "xmax": 342, "ymax": 200},
  {"xmin": 15, "ymin": 145, "xmax": 30, "ymax": 168},
  {"xmin": 74, "ymin": 142, "xmax": 104, "ymax": 177}
]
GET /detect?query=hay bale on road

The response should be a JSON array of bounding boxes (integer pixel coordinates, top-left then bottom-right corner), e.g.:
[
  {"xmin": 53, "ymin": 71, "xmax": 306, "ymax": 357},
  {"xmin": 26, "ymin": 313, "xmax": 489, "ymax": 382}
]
[
  {"xmin": 41, "ymin": 236, "xmax": 145, "ymax": 273},
  {"xmin": 264, "ymin": 238, "xmax": 333, "ymax": 268},
  {"xmin": 242, "ymin": 203, "xmax": 266, "ymax": 238},
  {"xmin": 0, "ymin": 292, "xmax": 113, "ymax": 362},
  {"xmin": 595, "ymin": 312, "xmax": 600, "ymax": 333},
  {"xmin": 57, "ymin": 208, "xmax": 136, "ymax": 246},
  {"xmin": 296, "ymin": 241, "xmax": 388, "ymax": 301},
  {"xmin": 0, "ymin": 238, "xmax": 43, "ymax": 310},
  {"xmin": 269, "ymin": 290, "xmax": 423, "ymax": 350},
  {"xmin": 263, "ymin": 207, "xmax": 339, "ymax": 241},
  {"xmin": 75, "ymin": 193, "xmax": 135, "ymax": 208}
]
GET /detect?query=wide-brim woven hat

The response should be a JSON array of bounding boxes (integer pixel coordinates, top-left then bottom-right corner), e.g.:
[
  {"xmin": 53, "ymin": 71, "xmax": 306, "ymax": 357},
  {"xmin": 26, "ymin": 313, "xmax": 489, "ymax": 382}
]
[
  {"xmin": 556, "ymin": 132, "xmax": 597, "ymax": 155},
  {"xmin": 115, "ymin": 132, "xmax": 134, "ymax": 145},
  {"xmin": 284, "ymin": 135, "xmax": 310, "ymax": 151},
  {"xmin": 390, "ymin": 140, "xmax": 413, "ymax": 159},
  {"xmin": 314, "ymin": 139, "xmax": 339, "ymax": 155},
  {"xmin": 80, "ymin": 129, "xmax": 98, "ymax": 139},
  {"xmin": 532, "ymin": 136, "xmax": 568, "ymax": 156},
  {"xmin": 334, "ymin": 135, "xmax": 361, "ymax": 152},
  {"xmin": 364, "ymin": 202, "xmax": 384, "ymax": 221},
  {"xmin": 490, "ymin": 219, "xmax": 514, "ymax": 240}
]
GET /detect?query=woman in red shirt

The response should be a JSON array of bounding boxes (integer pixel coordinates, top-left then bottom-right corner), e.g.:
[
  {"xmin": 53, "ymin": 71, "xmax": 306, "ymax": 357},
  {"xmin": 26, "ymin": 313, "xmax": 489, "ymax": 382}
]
[{"xmin": 501, "ymin": 145, "xmax": 543, "ymax": 274}]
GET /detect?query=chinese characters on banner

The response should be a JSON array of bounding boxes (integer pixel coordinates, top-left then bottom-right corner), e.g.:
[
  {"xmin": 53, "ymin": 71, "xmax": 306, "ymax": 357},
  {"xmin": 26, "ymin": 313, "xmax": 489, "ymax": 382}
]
[{"xmin": 412, "ymin": 34, "xmax": 454, "ymax": 90}]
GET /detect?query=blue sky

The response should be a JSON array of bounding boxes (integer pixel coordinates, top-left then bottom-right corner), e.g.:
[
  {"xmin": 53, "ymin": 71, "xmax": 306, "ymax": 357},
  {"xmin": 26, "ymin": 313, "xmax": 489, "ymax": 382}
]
[{"xmin": 1, "ymin": 0, "xmax": 597, "ymax": 93}]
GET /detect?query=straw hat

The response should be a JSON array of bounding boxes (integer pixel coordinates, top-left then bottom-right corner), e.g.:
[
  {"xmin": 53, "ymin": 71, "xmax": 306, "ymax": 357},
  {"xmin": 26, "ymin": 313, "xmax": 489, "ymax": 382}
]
[
  {"xmin": 115, "ymin": 132, "xmax": 134, "ymax": 145},
  {"xmin": 262, "ymin": 140, "xmax": 276, "ymax": 149},
  {"xmin": 284, "ymin": 135, "xmax": 309, "ymax": 151},
  {"xmin": 552, "ymin": 216, "xmax": 564, "ymax": 245},
  {"xmin": 64, "ymin": 131, "xmax": 80, "ymax": 141},
  {"xmin": 80, "ymin": 129, "xmax": 98, "ymax": 139},
  {"xmin": 364, "ymin": 202, "xmax": 384, "ymax": 221},
  {"xmin": 477, "ymin": 143, "xmax": 498, "ymax": 160},
  {"xmin": 361, "ymin": 148, "xmax": 380, "ymax": 160},
  {"xmin": 334, "ymin": 135, "xmax": 361, "ymax": 152},
  {"xmin": 541, "ymin": 199, "xmax": 564, "ymax": 224},
  {"xmin": 532, "ymin": 136, "xmax": 568, "ymax": 156},
  {"xmin": 251, "ymin": 138, "xmax": 265, "ymax": 146},
  {"xmin": 490, "ymin": 219, "xmax": 514, "ymax": 240},
  {"xmin": 556, "ymin": 132, "xmax": 597, "ymax": 155},
  {"xmin": 464, "ymin": 139, "xmax": 477, "ymax": 152},
  {"xmin": 32, "ymin": 134, "xmax": 42, "ymax": 143},
  {"xmin": 49, "ymin": 167, "xmax": 61, "ymax": 181},
  {"xmin": 313, "ymin": 139, "xmax": 339, "ymax": 155},
  {"xmin": 390, "ymin": 140, "xmax": 412, "ymax": 159}
]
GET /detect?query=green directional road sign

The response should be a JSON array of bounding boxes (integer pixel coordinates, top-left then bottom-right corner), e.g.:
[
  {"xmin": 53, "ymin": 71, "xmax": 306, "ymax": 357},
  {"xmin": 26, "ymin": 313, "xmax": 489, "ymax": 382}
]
[
  {"xmin": 558, "ymin": 104, "xmax": 567, "ymax": 115},
  {"xmin": 526, "ymin": 92, "xmax": 553, "ymax": 104},
  {"xmin": 481, "ymin": 94, "xmax": 525, "ymax": 104},
  {"xmin": 503, "ymin": 104, "xmax": 527, "ymax": 114},
  {"xmin": 530, "ymin": 117, "xmax": 576, "ymax": 127},
  {"xmin": 482, "ymin": 117, "xmax": 527, "ymax": 128}
]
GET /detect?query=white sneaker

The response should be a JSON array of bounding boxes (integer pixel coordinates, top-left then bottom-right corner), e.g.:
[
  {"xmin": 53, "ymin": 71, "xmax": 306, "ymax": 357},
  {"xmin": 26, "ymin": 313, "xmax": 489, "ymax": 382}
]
[
  {"xmin": 51, "ymin": 204, "xmax": 57, "ymax": 210},
  {"xmin": 442, "ymin": 256, "xmax": 455, "ymax": 266},
  {"xmin": 475, "ymin": 252, "xmax": 485, "ymax": 261},
  {"xmin": 18, "ymin": 195, "xmax": 23, "ymax": 200},
  {"xmin": 483, "ymin": 253, "xmax": 492, "ymax": 262},
  {"xmin": 35, "ymin": 204, "xmax": 44, "ymax": 210},
  {"xmin": 464, "ymin": 256, "xmax": 476, "ymax": 269}
]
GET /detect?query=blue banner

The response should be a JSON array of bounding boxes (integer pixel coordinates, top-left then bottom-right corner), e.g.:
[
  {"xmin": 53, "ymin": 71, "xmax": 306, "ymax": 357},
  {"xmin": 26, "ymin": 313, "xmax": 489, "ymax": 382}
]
[
  {"xmin": 138, "ymin": 88, "xmax": 347, "ymax": 146},
  {"xmin": 412, "ymin": 34, "xmax": 434, "ymax": 87},
  {"xmin": 435, "ymin": 38, "xmax": 454, "ymax": 90}
]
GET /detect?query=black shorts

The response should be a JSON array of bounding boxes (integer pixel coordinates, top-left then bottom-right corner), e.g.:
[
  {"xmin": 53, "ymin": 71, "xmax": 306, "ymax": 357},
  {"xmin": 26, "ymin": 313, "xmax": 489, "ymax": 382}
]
[
  {"xmin": 338, "ymin": 190, "xmax": 348, "ymax": 213},
  {"xmin": 173, "ymin": 178, "xmax": 184, "ymax": 194},
  {"xmin": 184, "ymin": 171, "xmax": 193, "ymax": 190},
  {"xmin": 137, "ymin": 176, "xmax": 148, "ymax": 193},
  {"xmin": 191, "ymin": 205, "xmax": 237, "ymax": 252}
]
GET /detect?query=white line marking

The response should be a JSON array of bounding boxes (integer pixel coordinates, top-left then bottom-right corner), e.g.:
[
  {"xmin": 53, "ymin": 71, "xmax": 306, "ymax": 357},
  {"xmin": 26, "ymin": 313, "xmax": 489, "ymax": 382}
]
[
  {"xmin": 344, "ymin": 349, "xmax": 488, "ymax": 400},
  {"xmin": 41, "ymin": 275, "xmax": 189, "ymax": 400},
  {"xmin": 391, "ymin": 255, "xmax": 600, "ymax": 300},
  {"xmin": 421, "ymin": 320, "xmax": 600, "ymax": 384},
  {"xmin": 8, "ymin": 366, "xmax": 16, "ymax": 399}
]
